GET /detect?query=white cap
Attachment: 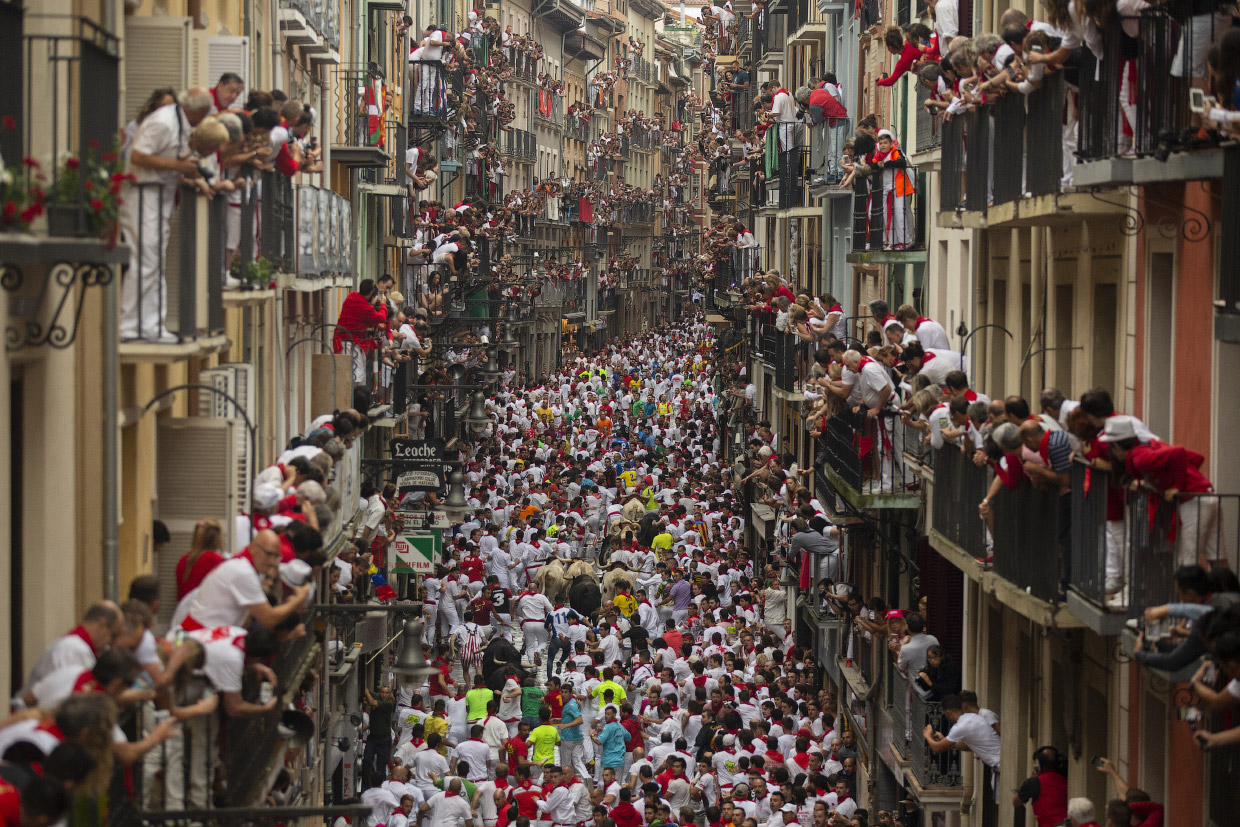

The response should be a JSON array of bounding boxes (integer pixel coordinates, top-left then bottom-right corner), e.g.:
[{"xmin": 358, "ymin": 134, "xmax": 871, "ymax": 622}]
[
  {"xmin": 877, "ymin": 129, "xmax": 895, "ymax": 140},
  {"xmin": 254, "ymin": 483, "xmax": 282, "ymax": 511}
]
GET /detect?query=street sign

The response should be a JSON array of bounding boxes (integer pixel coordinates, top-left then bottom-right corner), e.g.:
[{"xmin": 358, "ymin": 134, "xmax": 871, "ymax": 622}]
[
  {"xmin": 392, "ymin": 531, "xmax": 440, "ymax": 573},
  {"xmin": 390, "ymin": 438, "xmax": 446, "ymax": 493}
]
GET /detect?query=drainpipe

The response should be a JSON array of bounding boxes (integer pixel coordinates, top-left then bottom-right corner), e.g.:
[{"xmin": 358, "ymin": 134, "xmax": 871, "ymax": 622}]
[{"xmin": 103, "ymin": 269, "xmax": 119, "ymax": 600}]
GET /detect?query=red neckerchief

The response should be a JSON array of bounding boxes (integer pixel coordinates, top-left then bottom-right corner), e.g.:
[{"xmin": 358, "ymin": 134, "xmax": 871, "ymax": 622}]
[
  {"xmin": 922, "ymin": 351, "xmax": 937, "ymax": 363},
  {"xmin": 856, "ymin": 356, "xmax": 873, "ymax": 370},
  {"xmin": 444, "ymin": 789, "xmax": 460, "ymax": 797},
  {"xmin": 73, "ymin": 670, "xmax": 102, "ymax": 694},
  {"xmin": 963, "ymin": 389, "xmax": 978, "ymax": 401},
  {"xmin": 34, "ymin": 720, "xmax": 65, "ymax": 740},
  {"xmin": 1039, "ymin": 430, "xmax": 1052, "ymax": 466},
  {"xmin": 66, "ymin": 625, "xmax": 98, "ymax": 656},
  {"xmin": 916, "ymin": 316, "xmax": 934, "ymax": 327}
]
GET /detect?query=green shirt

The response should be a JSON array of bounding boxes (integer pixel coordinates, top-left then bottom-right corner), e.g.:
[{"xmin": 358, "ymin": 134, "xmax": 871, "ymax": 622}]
[
  {"xmin": 434, "ymin": 776, "xmax": 478, "ymax": 798},
  {"xmin": 521, "ymin": 686, "xmax": 546, "ymax": 718},
  {"xmin": 465, "ymin": 687, "xmax": 494, "ymax": 721},
  {"xmin": 527, "ymin": 724, "xmax": 561, "ymax": 764}
]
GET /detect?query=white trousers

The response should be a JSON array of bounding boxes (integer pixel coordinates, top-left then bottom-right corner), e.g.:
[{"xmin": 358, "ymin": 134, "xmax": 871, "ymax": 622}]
[
  {"xmin": 1178, "ymin": 495, "xmax": 1223, "ymax": 566},
  {"xmin": 163, "ymin": 711, "xmax": 215, "ymax": 810},
  {"xmin": 342, "ymin": 341, "xmax": 367, "ymax": 386},
  {"xmin": 522, "ymin": 620, "xmax": 548, "ymax": 657},
  {"xmin": 120, "ymin": 184, "xmax": 175, "ymax": 340},
  {"xmin": 1104, "ymin": 520, "xmax": 1126, "ymax": 585}
]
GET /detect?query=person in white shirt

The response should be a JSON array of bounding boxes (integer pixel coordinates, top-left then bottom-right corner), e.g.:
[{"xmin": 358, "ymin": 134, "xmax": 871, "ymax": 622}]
[
  {"xmin": 19, "ymin": 602, "xmax": 121, "ymax": 697},
  {"xmin": 923, "ymin": 695, "xmax": 1001, "ymax": 771},
  {"xmin": 173, "ymin": 531, "xmax": 309, "ymax": 632},
  {"xmin": 419, "ymin": 778, "xmax": 475, "ymax": 827},
  {"xmin": 412, "ymin": 734, "xmax": 451, "ymax": 798}
]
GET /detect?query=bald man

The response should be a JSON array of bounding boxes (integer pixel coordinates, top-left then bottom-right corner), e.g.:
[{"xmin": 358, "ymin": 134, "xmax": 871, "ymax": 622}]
[
  {"xmin": 19, "ymin": 601, "xmax": 122, "ymax": 697},
  {"xmin": 174, "ymin": 529, "xmax": 310, "ymax": 631}
]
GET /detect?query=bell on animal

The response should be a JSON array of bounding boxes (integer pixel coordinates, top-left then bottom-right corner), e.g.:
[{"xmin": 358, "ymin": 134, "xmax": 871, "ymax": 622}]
[{"xmin": 390, "ymin": 619, "xmax": 439, "ymax": 681}]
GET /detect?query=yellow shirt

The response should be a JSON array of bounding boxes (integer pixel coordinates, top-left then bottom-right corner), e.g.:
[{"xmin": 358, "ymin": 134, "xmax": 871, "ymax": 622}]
[
  {"xmin": 535, "ymin": 406, "xmax": 553, "ymax": 422},
  {"xmin": 619, "ymin": 469, "xmax": 637, "ymax": 489},
  {"xmin": 591, "ymin": 679, "xmax": 628, "ymax": 710},
  {"xmin": 651, "ymin": 532, "xmax": 673, "ymax": 551},
  {"xmin": 527, "ymin": 724, "xmax": 561, "ymax": 764},
  {"xmin": 424, "ymin": 713, "xmax": 450, "ymax": 753},
  {"xmin": 657, "ymin": 403, "xmax": 672, "ymax": 416}
]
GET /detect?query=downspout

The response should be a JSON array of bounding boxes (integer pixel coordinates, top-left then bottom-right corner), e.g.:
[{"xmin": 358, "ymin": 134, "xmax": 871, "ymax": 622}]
[
  {"xmin": 103, "ymin": 262, "xmax": 119, "ymax": 601},
  {"xmin": 959, "ymin": 574, "xmax": 980, "ymax": 821}
]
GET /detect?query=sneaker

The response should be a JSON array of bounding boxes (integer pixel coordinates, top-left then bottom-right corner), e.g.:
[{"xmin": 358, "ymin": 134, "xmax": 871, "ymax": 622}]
[
  {"xmin": 1104, "ymin": 576, "xmax": 1124, "ymax": 595},
  {"xmin": 224, "ymin": 274, "xmax": 242, "ymax": 289}
]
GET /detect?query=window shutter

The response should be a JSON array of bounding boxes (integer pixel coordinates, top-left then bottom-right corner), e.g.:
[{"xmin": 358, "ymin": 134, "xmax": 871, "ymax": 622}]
[
  {"xmin": 123, "ymin": 17, "xmax": 192, "ymax": 124},
  {"xmin": 155, "ymin": 418, "xmax": 240, "ymax": 631},
  {"xmin": 198, "ymin": 365, "xmax": 255, "ymax": 524},
  {"xmin": 188, "ymin": 29, "xmax": 210, "ymax": 89},
  {"xmin": 208, "ymin": 35, "xmax": 250, "ymax": 100}
]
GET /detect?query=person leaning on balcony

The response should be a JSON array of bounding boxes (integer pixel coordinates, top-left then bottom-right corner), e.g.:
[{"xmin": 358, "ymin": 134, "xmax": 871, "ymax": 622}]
[
  {"xmin": 978, "ymin": 421, "xmax": 1024, "ymax": 535},
  {"xmin": 1133, "ymin": 568, "xmax": 1239, "ymax": 672},
  {"xmin": 876, "ymin": 26, "xmax": 932, "ymax": 88},
  {"xmin": 925, "ymin": 694, "xmax": 1001, "ymax": 821},
  {"xmin": 895, "ymin": 305, "xmax": 950, "ymax": 351},
  {"xmin": 1097, "ymin": 415, "xmax": 1222, "ymax": 569},
  {"xmin": 334, "ymin": 278, "xmax": 390, "ymax": 386},
  {"xmin": 1092, "ymin": 758, "xmax": 1166, "ymax": 827},
  {"xmin": 926, "ymin": 0, "xmax": 959, "ymax": 48},
  {"xmin": 121, "ymin": 87, "xmax": 213, "ymax": 342},
  {"xmin": 900, "ymin": 342, "xmax": 966, "ymax": 388}
]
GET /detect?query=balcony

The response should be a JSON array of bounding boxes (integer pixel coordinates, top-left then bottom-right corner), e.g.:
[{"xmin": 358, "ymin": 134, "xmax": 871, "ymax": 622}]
[
  {"xmin": 503, "ymin": 128, "xmax": 536, "ymax": 162},
  {"xmin": 630, "ymin": 55, "xmax": 655, "ymax": 85},
  {"xmin": 1075, "ymin": 12, "xmax": 1228, "ymax": 188},
  {"xmin": 928, "ymin": 445, "xmax": 990, "ymax": 564},
  {"xmin": 754, "ymin": 14, "xmax": 784, "ymax": 65},
  {"xmin": 331, "ymin": 66, "xmax": 391, "ymax": 167},
  {"xmin": 464, "ymin": 157, "xmax": 500, "ymax": 204},
  {"xmin": 776, "ymin": 145, "xmax": 813, "ymax": 211},
  {"xmin": 748, "ymin": 311, "xmax": 800, "ymax": 397},
  {"xmin": 816, "ymin": 411, "xmax": 921, "ymax": 510},
  {"xmin": 566, "ymin": 116, "xmax": 591, "ymax": 143},
  {"xmin": 279, "ymin": 0, "xmax": 342, "ymax": 56},
  {"xmin": 407, "ymin": 60, "xmax": 462, "ymax": 127},
  {"xmin": 847, "ymin": 161, "xmax": 925, "ymax": 261},
  {"xmin": 990, "ymin": 478, "xmax": 1066, "ymax": 604},
  {"xmin": 535, "ymin": 93, "xmax": 563, "ymax": 129},
  {"xmin": 888, "ymin": 668, "xmax": 965, "ymax": 791},
  {"xmin": 915, "ymin": 85, "xmax": 940, "ymax": 153},
  {"xmin": 935, "ymin": 74, "xmax": 1065, "ymax": 218},
  {"xmin": 504, "ymin": 46, "xmax": 538, "ymax": 85}
]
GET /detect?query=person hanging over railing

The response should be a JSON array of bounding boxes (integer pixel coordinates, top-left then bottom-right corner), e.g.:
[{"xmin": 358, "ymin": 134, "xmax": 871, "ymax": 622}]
[{"xmin": 877, "ymin": 25, "xmax": 935, "ymax": 88}]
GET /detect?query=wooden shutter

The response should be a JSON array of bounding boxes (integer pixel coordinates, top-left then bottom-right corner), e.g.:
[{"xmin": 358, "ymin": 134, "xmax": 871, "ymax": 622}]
[
  {"xmin": 122, "ymin": 17, "xmax": 192, "ymax": 124},
  {"xmin": 208, "ymin": 35, "xmax": 250, "ymax": 100},
  {"xmin": 155, "ymin": 418, "xmax": 239, "ymax": 632}
]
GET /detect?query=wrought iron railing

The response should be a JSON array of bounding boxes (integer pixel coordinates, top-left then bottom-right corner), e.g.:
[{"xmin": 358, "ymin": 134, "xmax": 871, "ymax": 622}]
[
  {"xmin": 851, "ymin": 161, "xmax": 920, "ymax": 251},
  {"xmin": 939, "ymin": 116, "xmax": 965, "ymax": 211},
  {"xmin": 931, "ymin": 445, "xmax": 990, "ymax": 559},
  {"xmin": 809, "ymin": 117, "xmax": 851, "ymax": 187},
  {"xmin": 504, "ymin": 128, "xmax": 536, "ymax": 161},
  {"xmin": 916, "ymin": 84, "xmax": 941, "ymax": 152},
  {"xmin": 1126, "ymin": 486, "xmax": 1239, "ymax": 618},
  {"xmin": 407, "ymin": 59, "xmax": 461, "ymax": 121},
  {"xmin": 778, "ymin": 145, "xmax": 811, "ymax": 209},
  {"xmin": 991, "ymin": 479, "xmax": 1064, "ymax": 601},
  {"xmin": 566, "ymin": 116, "xmax": 590, "ymax": 143},
  {"xmin": 1068, "ymin": 459, "xmax": 1113, "ymax": 607},
  {"xmin": 818, "ymin": 409, "xmax": 917, "ymax": 497},
  {"xmin": 963, "ymin": 108, "xmax": 990, "ymax": 212},
  {"xmin": 887, "ymin": 667, "xmax": 964, "ymax": 788}
]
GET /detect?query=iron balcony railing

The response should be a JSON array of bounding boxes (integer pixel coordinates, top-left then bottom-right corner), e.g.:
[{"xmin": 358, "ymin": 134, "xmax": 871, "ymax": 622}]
[
  {"xmin": 778, "ymin": 145, "xmax": 812, "ymax": 210},
  {"xmin": 931, "ymin": 445, "xmax": 990, "ymax": 560},
  {"xmin": 1077, "ymin": 11, "xmax": 1222, "ymax": 162},
  {"xmin": 851, "ymin": 161, "xmax": 922, "ymax": 251},
  {"xmin": 888, "ymin": 667, "xmax": 964, "ymax": 789},
  {"xmin": 281, "ymin": 0, "xmax": 340, "ymax": 49},
  {"xmin": 535, "ymin": 93, "xmax": 563, "ymax": 127},
  {"xmin": 939, "ymin": 115, "xmax": 965, "ymax": 211},
  {"xmin": 916, "ymin": 84, "xmax": 941, "ymax": 152},
  {"xmin": 818, "ymin": 409, "xmax": 918, "ymax": 498},
  {"xmin": 566, "ymin": 116, "xmax": 590, "ymax": 143},
  {"xmin": 991, "ymin": 479, "xmax": 1066, "ymax": 602},
  {"xmin": 808, "ymin": 117, "xmax": 852, "ymax": 187},
  {"xmin": 407, "ymin": 59, "xmax": 462, "ymax": 122},
  {"xmin": 503, "ymin": 128, "xmax": 536, "ymax": 161},
  {"xmin": 123, "ymin": 183, "xmax": 226, "ymax": 344},
  {"xmin": 1126, "ymin": 485, "xmax": 1239, "ymax": 619},
  {"xmin": 505, "ymin": 46, "xmax": 538, "ymax": 84},
  {"xmin": 1068, "ymin": 458, "xmax": 1114, "ymax": 608}
]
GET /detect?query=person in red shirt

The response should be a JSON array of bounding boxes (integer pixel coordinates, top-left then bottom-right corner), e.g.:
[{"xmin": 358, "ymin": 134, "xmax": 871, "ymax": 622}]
[
  {"xmin": 505, "ymin": 722, "xmax": 532, "ymax": 773},
  {"xmin": 619, "ymin": 704, "xmax": 645, "ymax": 753},
  {"xmin": 333, "ymin": 279, "xmax": 390, "ymax": 385},
  {"xmin": 510, "ymin": 763, "xmax": 541, "ymax": 819},
  {"xmin": 1099, "ymin": 415, "xmax": 1220, "ymax": 568},
  {"xmin": 609, "ymin": 786, "xmax": 644, "ymax": 827},
  {"xmin": 877, "ymin": 25, "xmax": 932, "ymax": 87},
  {"xmin": 175, "ymin": 519, "xmax": 226, "ymax": 601},
  {"xmin": 543, "ymin": 677, "xmax": 565, "ymax": 720}
]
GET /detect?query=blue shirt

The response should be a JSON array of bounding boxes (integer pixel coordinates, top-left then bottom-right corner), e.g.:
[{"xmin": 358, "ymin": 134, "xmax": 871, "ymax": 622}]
[
  {"xmin": 598, "ymin": 720, "xmax": 631, "ymax": 767},
  {"xmin": 547, "ymin": 607, "xmax": 581, "ymax": 636},
  {"xmin": 561, "ymin": 698, "xmax": 584, "ymax": 742}
]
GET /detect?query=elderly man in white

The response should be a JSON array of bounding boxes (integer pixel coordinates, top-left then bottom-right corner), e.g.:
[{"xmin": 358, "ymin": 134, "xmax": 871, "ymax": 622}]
[{"xmin": 121, "ymin": 88, "xmax": 212, "ymax": 342}]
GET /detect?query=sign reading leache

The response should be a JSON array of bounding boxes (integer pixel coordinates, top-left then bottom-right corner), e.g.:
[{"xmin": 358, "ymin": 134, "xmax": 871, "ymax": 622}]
[
  {"xmin": 390, "ymin": 438, "xmax": 445, "ymax": 493},
  {"xmin": 392, "ymin": 531, "xmax": 440, "ymax": 574}
]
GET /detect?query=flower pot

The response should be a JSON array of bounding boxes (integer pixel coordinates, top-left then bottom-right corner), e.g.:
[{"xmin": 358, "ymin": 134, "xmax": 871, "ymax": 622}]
[{"xmin": 45, "ymin": 204, "xmax": 91, "ymax": 238}]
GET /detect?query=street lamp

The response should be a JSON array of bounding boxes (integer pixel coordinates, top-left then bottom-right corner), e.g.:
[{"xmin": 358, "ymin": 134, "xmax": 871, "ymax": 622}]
[
  {"xmin": 389, "ymin": 619, "xmax": 439, "ymax": 682},
  {"xmin": 443, "ymin": 468, "xmax": 468, "ymax": 521},
  {"xmin": 465, "ymin": 389, "xmax": 490, "ymax": 435}
]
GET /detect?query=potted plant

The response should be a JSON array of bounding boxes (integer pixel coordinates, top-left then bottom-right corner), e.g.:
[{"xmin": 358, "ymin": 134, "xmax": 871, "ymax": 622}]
[
  {"xmin": 0, "ymin": 116, "xmax": 46, "ymax": 232},
  {"xmin": 45, "ymin": 141, "xmax": 130, "ymax": 242}
]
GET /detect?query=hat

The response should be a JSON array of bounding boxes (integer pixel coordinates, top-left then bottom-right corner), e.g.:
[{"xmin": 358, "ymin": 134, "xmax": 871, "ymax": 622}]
[
  {"xmin": 885, "ymin": 609, "xmax": 904, "ymax": 620},
  {"xmin": 723, "ymin": 734, "xmax": 736, "ymax": 746},
  {"xmin": 279, "ymin": 559, "xmax": 313, "ymax": 589},
  {"xmin": 254, "ymin": 483, "xmax": 282, "ymax": 511},
  {"xmin": 876, "ymin": 129, "xmax": 895, "ymax": 140},
  {"xmin": 781, "ymin": 805, "xmax": 797, "ymax": 815},
  {"xmin": 1097, "ymin": 414, "xmax": 1139, "ymax": 442}
]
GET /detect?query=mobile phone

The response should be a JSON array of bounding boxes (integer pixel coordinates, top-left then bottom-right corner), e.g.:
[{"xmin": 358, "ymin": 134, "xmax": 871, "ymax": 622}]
[
  {"xmin": 1090, "ymin": 756, "xmax": 1106, "ymax": 768},
  {"xmin": 1177, "ymin": 705, "xmax": 1203, "ymax": 724}
]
